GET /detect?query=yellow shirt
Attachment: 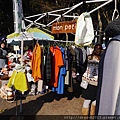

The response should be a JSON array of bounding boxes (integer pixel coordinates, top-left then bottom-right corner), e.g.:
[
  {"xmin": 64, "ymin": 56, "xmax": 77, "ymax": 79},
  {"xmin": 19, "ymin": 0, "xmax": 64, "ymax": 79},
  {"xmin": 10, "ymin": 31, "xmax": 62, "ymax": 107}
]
[{"xmin": 7, "ymin": 71, "xmax": 29, "ymax": 92}]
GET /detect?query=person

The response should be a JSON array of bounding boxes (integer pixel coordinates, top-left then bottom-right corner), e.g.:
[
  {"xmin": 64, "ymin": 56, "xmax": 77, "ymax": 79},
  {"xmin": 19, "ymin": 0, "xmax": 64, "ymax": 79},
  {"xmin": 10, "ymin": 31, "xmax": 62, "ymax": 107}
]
[
  {"xmin": 96, "ymin": 18, "xmax": 120, "ymax": 115},
  {"xmin": 26, "ymin": 46, "xmax": 33, "ymax": 59},
  {"xmin": 23, "ymin": 46, "xmax": 33, "ymax": 60},
  {"xmin": 0, "ymin": 42, "xmax": 8, "ymax": 70},
  {"xmin": 81, "ymin": 43, "xmax": 103, "ymax": 116}
]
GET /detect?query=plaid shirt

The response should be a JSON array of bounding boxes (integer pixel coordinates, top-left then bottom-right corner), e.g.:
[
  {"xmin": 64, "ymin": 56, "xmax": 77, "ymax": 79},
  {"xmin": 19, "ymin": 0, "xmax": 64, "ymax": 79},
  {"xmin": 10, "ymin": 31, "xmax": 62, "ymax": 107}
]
[{"xmin": 45, "ymin": 49, "xmax": 52, "ymax": 82}]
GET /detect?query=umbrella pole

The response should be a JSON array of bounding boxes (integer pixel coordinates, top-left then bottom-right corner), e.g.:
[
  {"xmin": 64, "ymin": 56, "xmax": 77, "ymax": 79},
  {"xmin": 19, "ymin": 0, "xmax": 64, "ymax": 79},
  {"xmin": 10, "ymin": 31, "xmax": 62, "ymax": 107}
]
[
  {"xmin": 16, "ymin": 50, "xmax": 18, "ymax": 62},
  {"xmin": 21, "ymin": 38, "xmax": 24, "ymax": 65},
  {"xmin": 20, "ymin": 37, "xmax": 23, "ymax": 114}
]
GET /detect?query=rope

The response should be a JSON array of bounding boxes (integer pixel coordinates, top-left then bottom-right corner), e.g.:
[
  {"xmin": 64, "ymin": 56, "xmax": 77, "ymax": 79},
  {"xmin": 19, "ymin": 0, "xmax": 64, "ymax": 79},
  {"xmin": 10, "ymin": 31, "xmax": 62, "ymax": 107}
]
[{"xmin": 112, "ymin": 0, "xmax": 119, "ymax": 21}]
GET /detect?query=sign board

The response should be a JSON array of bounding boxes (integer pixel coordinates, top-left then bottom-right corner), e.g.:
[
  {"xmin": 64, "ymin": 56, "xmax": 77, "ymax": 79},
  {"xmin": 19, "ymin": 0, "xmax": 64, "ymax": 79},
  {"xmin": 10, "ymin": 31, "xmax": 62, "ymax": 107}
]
[
  {"xmin": 14, "ymin": 45, "xmax": 20, "ymax": 51},
  {"xmin": 52, "ymin": 20, "xmax": 77, "ymax": 34}
]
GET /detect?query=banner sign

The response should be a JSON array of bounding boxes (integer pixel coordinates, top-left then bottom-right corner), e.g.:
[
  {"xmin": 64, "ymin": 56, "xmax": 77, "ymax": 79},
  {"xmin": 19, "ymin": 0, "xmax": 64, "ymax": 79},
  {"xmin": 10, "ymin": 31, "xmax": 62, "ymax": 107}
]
[
  {"xmin": 52, "ymin": 20, "xmax": 77, "ymax": 34},
  {"xmin": 13, "ymin": 0, "xmax": 24, "ymax": 33}
]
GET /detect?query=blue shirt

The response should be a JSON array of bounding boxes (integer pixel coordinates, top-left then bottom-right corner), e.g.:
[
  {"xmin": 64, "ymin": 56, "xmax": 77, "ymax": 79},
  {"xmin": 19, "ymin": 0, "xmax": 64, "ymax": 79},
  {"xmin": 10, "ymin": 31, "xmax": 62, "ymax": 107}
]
[{"xmin": 52, "ymin": 47, "xmax": 66, "ymax": 94}]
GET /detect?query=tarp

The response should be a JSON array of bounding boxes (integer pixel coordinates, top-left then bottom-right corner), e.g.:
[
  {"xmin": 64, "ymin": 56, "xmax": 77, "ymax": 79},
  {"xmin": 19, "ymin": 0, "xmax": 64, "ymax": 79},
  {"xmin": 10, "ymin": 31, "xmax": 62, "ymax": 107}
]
[{"xmin": 7, "ymin": 28, "xmax": 54, "ymax": 44}]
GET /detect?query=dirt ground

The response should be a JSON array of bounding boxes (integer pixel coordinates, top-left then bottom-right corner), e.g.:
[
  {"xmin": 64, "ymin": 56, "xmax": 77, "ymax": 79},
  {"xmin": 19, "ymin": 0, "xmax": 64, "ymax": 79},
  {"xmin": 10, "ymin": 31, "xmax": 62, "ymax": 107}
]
[{"xmin": 0, "ymin": 82, "xmax": 84, "ymax": 120}]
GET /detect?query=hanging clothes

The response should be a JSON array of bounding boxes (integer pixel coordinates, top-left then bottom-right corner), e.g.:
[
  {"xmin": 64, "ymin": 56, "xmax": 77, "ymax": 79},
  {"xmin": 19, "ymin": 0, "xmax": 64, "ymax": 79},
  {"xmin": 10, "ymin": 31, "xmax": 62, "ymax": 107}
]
[
  {"xmin": 69, "ymin": 46, "xmax": 77, "ymax": 74},
  {"xmin": 45, "ymin": 48, "xmax": 52, "ymax": 82},
  {"xmin": 31, "ymin": 43, "xmax": 42, "ymax": 81},
  {"xmin": 67, "ymin": 46, "xmax": 76, "ymax": 92},
  {"xmin": 65, "ymin": 47, "xmax": 72, "ymax": 85},
  {"xmin": 75, "ymin": 47, "xmax": 83, "ymax": 71},
  {"xmin": 49, "ymin": 46, "xmax": 64, "ymax": 88},
  {"xmin": 81, "ymin": 47, "xmax": 87, "ymax": 63},
  {"xmin": 52, "ymin": 47, "xmax": 66, "ymax": 94},
  {"xmin": 74, "ymin": 47, "xmax": 87, "ymax": 82},
  {"xmin": 37, "ymin": 46, "xmax": 44, "ymax": 92},
  {"xmin": 41, "ymin": 46, "xmax": 44, "ymax": 80},
  {"xmin": 7, "ymin": 71, "xmax": 29, "ymax": 92},
  {"xmin": 75, "ymin": 12, "xmax": 94, "ymax": 46}
]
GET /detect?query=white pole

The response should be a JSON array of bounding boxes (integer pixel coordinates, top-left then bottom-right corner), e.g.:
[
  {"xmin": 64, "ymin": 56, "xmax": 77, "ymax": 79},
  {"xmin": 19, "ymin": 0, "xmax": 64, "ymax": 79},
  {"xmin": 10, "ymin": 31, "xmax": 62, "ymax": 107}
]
[
  {"xmin": 88, "ymin": 0, "xmax": 113, "ymax": 14},
  {"xmin": 25, "ymin": 7, "xmax": 70, "ymax": 19},
  {"xmin": 20, "ymin": 19, "xmax": 25, "ymax": 65},
  {"xmin": 21, "ymin": 38, "xmax": 24, "ymax": 65},
  {"xmin": 16, "ymin": 50, "xmax": 17, "ymax": 62}
]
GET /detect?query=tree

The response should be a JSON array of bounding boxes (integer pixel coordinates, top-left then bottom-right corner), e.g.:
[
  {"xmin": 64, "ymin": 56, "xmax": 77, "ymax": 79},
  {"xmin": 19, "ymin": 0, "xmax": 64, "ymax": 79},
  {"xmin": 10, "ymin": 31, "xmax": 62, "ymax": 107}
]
[{"xmin": 0, "ymin": 0, "xmax": 13, "ymax": 36}]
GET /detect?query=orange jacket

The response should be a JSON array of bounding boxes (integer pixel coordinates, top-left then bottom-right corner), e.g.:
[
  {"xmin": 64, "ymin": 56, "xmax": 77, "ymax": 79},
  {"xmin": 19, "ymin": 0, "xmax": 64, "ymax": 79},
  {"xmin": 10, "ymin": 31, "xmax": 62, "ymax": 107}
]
[
  {"xmin": 31, "ymin": 43, "xmax": 42, "ymax": 81},
  {"xmin": 49, "ymin": 46, "xmax": 64, "ymax": 87}
]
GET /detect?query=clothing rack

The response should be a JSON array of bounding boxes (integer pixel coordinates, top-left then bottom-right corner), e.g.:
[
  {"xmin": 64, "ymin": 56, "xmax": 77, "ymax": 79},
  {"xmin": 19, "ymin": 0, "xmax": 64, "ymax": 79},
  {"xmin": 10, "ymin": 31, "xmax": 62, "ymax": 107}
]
[{"xmin": 35, "ymin": 38, "xmax": 75, "ymax": 43}]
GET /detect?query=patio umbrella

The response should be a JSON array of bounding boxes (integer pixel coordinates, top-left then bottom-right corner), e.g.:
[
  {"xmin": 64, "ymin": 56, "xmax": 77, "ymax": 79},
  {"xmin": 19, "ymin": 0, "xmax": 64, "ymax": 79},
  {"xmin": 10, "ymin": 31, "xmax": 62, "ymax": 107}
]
[
  {"xmin": 7, "ymin": 28, "xmax": 54, "ymax": 44},
  {"xmin": 26, "ymin": 28, "xmax": 54, "ymax": 40}
]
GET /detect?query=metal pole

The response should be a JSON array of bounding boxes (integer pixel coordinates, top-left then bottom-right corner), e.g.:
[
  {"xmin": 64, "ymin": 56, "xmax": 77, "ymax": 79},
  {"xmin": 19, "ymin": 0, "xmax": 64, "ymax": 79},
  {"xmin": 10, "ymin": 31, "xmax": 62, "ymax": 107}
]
[
  {"xmin": 24, "ymin": 0, "xmax": 112, "ymax": 28},
  {"xmin": 46, "ymin": 1, "xmax": 83, "ymax": 27},
  {"xmin": 20, "ymin": 93, "xmax": 23, "ymax": 114},
  {"xmin": 16, "ymin": 50, "xmax": 17, "ymax": 62},
  {"xmin": 20, "ymin": 37, "xmax": 23, "ymax": 64},
  {"xmin": 15, "ymin": 91, "xmax": 18, "ymax": 116},
  {"xmin": 88, "ymin": 0, "xmax": 113, "ymax": 14},
  {"xmin": 16, "ymin": 101, "xmax": 18, "ymax": 116},
  {"xmin": 25, "ymin": 7, "xmax": 70, "ymax": 19},
  {"xmin": 21, "ymin": 19, "xmax": 25, "ymax": 65}
]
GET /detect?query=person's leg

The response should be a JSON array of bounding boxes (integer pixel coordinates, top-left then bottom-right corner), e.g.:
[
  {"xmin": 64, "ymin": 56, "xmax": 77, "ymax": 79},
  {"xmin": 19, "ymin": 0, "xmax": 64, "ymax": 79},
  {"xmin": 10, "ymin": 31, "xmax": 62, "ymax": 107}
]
[{"xmin": 82, "ymin": 99, "xmax": 91, "ymax": 115}]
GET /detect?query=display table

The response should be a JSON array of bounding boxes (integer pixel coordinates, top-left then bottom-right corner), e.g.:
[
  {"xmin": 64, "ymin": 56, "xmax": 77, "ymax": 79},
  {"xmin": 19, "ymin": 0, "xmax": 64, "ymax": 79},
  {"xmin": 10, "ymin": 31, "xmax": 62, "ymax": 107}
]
[
  {"xmin": 0, "ymin": 79, "xmax": 9, "ymax": 88},
  {"xmin": 0, "ymin": 75, "xmax": 10, "ymax": 88}
]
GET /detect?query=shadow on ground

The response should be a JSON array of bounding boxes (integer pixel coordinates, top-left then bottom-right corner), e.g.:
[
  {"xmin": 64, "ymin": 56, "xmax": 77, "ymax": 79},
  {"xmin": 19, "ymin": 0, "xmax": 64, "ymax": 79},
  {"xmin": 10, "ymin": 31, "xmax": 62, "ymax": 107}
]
[{"xmin": 0, "ymin": 82, "xmax": 83, "ymax": 120}]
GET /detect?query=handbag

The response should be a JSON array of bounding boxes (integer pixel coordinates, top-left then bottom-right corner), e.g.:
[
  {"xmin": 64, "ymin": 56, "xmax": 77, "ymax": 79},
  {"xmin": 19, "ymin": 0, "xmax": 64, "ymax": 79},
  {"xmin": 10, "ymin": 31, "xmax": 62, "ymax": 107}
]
[
  {"xmin": 80, "ymin": 79, "xmax": 89, "ymax": 89},
  {"xmin": 80, "ymin": 67, "xmax": 90, "ymax": 89}
]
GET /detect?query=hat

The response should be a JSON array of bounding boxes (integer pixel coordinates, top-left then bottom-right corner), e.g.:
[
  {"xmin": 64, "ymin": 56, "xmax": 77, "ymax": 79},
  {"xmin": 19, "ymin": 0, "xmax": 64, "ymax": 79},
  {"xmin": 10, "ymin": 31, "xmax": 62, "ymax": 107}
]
[
  {"xmin": 14, "ymin": 64, "xmax": 25, "ymax": 71},
  {"xmin": 9, "ymin": 55, "xmax": 15, "ymax": 59},
  {"xmin": 8, "ymin": 53, "xmax": 15, "ymax": 58},
  {"xmin": 105, "ymin": 18, "xmax": 120, "ymax": 37}
]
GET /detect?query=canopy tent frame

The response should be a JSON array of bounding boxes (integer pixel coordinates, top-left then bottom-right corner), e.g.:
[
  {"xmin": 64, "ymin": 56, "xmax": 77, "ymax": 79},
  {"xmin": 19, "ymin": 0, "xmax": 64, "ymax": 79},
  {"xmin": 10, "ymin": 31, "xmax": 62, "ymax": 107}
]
[
  {"xmin": 11, "ymin": 0, "xmax": 114, "ymax": 63},
  {"xmin": 11, "ymin": 0, "xmax": 115, "ymax": 115},
  {"xmin": 18, "ymin": 0, "xmax": 114, "ymax": 64},
  {"xmin": 24, "ymin": 0, "xmax": 113, "ymax": 31}
]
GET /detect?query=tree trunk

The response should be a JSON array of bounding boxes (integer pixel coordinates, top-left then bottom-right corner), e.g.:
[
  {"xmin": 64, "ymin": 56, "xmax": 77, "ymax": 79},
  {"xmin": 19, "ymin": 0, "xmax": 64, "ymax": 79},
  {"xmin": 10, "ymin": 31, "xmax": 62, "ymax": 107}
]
[{"xmin": 97, "ymin": 9, "xmax": 102, "ymax": 43}]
